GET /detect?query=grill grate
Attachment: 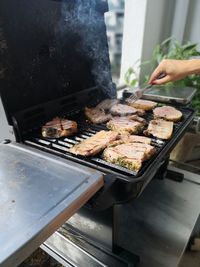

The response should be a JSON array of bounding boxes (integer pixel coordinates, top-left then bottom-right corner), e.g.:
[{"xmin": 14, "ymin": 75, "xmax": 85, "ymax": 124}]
[{"xmin": 23, "ymin": 105, "xmax": 194, "ymax": 181}]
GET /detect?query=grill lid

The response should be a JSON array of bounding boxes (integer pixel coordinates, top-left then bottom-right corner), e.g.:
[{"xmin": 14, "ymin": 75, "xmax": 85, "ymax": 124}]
[{"xmin": 0, "ymin": 0, "xmax": 114, "ymax": 125}]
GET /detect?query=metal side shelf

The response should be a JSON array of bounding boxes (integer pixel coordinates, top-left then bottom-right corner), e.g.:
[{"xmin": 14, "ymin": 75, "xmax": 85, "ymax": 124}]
[{"xmin": 0, "ymin": 142, "xmax": 103, "ymax": 267}]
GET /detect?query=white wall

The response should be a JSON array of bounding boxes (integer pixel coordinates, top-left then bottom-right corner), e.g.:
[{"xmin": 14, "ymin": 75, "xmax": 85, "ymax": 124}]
[
  {"xmin": 120, "ymin": 0, "xmax": 148, "ymax": 84},
  {"xmin": 140, "ymin": 0, "xmax": 175, "ymax": 83},
  {"xmin": 171, "ymin": 0, "xmax": 190, "ymax": 43},
  {"xmin": 120, "ymin": 0, "xmax": 175, "ymax": 84},
  {"xmin": 184, "ymin": 0, "xmax": 200, "ymax": 51}
]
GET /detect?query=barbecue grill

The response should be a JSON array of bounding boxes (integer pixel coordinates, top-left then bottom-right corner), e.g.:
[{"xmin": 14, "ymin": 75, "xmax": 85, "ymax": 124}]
[{"xmin": 0, "ymin": 0, "xmax": 195, "ymax": 266}]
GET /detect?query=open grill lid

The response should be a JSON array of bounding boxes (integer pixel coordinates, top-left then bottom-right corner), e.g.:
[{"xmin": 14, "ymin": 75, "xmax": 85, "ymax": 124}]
[{"xmin": 0, "ymin": 0, "xmax": 115, "ymax": 126}]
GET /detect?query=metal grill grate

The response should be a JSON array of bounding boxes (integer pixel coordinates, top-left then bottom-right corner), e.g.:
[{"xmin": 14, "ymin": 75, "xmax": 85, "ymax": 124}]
[{"xmin": 23, "ymin": 105, "xmax": 194, "ymax": 181}]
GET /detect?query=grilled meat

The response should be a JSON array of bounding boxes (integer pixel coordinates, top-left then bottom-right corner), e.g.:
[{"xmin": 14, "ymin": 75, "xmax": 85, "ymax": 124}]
[
  {"xmin": 135, "ymin": 108, "xmax": 146, "ymax": 116},
  {"xmin": 121, "ymin": 135, "xmax": 151, "ymax": 144},
  {"xmin": 42, "ymin": 117, "xmax": 77, "ymax": 138},
  {"xmin": 103, "ymin": 142, "xmax": 156, "ymax": 172},
  {"xmin": 69, "ymin": 130, "xmax": 119, "ymax": 156},
  {"xmin": 110, "ymin": 103, "xmax": 137, "ymax": 116},
  {"xmin": 129, "ymin": 99, "xmax": 157, "ymax": 111},
  {"xmin": 108, "ymin": 134, "xmax": 152, "ymax": 147},
  {"xmin": 144, "ymin": 119, "xmax": 173, "ymax": 140},
  {"xmin": 128, "ymin": 114, "xmax": 147, "ymax": 124},
  {"xmin": 153, "ymin": 106, "xmax": 182, "ymax": 122},
  {"xmin": 107, "ymin": 117, "xmax": 145, "ymax": 134},
  {"xmin": 85, "ymin": 107, "xmax": 112, "ymax": 124},
  {"xmin": 96, "ymin": 99, "xmax": 119, "ymax": 111}
]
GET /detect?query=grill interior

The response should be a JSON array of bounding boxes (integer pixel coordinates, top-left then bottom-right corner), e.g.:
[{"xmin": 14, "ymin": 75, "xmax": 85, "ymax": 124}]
[{"xmin": 22, "ymin": 103, "xmax": 195, "ymax": 182}]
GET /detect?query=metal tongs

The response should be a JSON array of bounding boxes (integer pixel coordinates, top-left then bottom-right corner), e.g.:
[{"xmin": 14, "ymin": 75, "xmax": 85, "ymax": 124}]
[{"xmin": 126, "ymin": 72, "xmax": 166, "ymax": 104}]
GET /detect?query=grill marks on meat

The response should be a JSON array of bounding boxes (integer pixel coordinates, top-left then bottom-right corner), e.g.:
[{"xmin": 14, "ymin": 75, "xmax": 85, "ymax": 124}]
[
  {"xmin": 85, "ymin": 107, "xmax": 112, "ymax": 124},
  {"xmin": 129, "ymin": 99, "xmax": 157, "ymax": 111},
  {"xmin": 69, "ymin": 130, "xmax": 119, "ymax": 156},
  {"xmin": 144, "ymin": 119, "xmax": 173, "ymax": 140},
  {"xmin": 107, "ymin": 117, "xmax": 145, "ymax": 134},
  {"xmin": 96, "ymin": 99, "xmax": 119, "ymax": 111},
  {"xmin": 103, "ymin": 142, "xmax": 156, "ymax": 172},
  {"xmin": 110, "ymin": 104, "xmax": 137, "ymax": 116},
  {"xmin": 153, "ymin": 106, "xmax": 182, "ymax": 122},
  {"xmin": 42, "ymin": 117, "xmax": 77, "ymax": 138}
]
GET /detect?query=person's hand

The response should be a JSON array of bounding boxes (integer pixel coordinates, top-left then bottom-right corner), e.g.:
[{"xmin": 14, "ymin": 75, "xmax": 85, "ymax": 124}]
[{"xmin": 148, "ymin": 59, "xmax": 197, "ymax": 85}]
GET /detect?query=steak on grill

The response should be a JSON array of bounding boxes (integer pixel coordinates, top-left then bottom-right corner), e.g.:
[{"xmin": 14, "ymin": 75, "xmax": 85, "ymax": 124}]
[
  {"xmin": 128, "ymin": 114, "xmax": 147, "ymax": 124},
  {"xmin": 107, "ymin": 117, "xmax": 145, "ymax": 134},
  {"xmin": 135, "ymin": 109, "xmax": 146, "ymax": 116},
  {"xmin": 144, "ymin": 119, "xmax": 173, "ymax": 140},
  {"xmin": 69, "ymin": 130, "xmax": 119, "ymax": 156},
  {"xmin": 110, "ymin": 104, "xmax": 137, "ymax": 116},
  {"xmin": 103, "ymin": 142, "xmax": 156, "ymax": 172},
  {"xmin": 121, "ymin": 135, "xmax": 151, "ymax": 144},
  {"xmin": 85, "ymin": 107, "xmax": 112, "ymax": 124},
  {"xmin": 153, "ymin": 106, "xmax": 182, "ymax": 122},
  {"xmin": 129, "ymin": 99, "xmax": 157, "ymax": 111},
  {"xmin": 108, "ymin": 134, "xmax": 152, "ymax": 147},
  {"xmin": 96, "ymin": 99, "xmax": 119, "ymax": 111},
  {"xmin": 42, "ymin": 117, "xmax": 77, "ymax": 138}
]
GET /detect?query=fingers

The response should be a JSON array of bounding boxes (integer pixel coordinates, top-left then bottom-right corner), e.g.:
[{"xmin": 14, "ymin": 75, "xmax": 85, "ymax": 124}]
[
  {"xmin": 148, "ymin": 67, "xmax": 163, "ymax": 84},
  {"xmin": 152, "ymin": 75, "xmax": 171, "ymax": 85}
]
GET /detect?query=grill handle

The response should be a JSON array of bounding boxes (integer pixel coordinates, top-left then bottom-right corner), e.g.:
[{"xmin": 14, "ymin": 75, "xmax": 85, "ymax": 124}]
[{"xmin": 188, "ymin": 116, "xmax": 200, "ymax": 134}]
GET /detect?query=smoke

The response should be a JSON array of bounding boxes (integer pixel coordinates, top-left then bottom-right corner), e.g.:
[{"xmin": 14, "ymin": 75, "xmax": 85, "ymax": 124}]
[{"xmin": 60, "ymin": 0, "xmax": 115, "ymax": 98}]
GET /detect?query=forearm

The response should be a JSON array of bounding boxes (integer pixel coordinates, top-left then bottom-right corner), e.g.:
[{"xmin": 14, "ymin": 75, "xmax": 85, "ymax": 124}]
[{"xmin": 185, "ymin": 59, "xmax": 200, "ymax": 75}]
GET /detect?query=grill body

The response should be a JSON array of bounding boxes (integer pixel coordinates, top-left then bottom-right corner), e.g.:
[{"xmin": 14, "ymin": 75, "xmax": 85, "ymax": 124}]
[{"xmin": 10, "ymin": 87, "xmax": 195, "ymax": 209}]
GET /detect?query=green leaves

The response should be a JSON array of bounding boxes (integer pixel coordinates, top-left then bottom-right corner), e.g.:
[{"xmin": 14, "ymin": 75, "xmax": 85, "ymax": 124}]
[{"xmin": 124, "ymin": 67, "xmax": 138, "ymax": 88}]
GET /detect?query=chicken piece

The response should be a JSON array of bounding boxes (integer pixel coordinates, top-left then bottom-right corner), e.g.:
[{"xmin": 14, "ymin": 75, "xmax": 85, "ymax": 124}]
[
  {"xmin": 129, "ymin": 99, "xmax": 157, "ymax": 111},
  {"xmin": 110, "ymin": 103, "xmax": 137, "ymax": 116},
  {"xmin": 96, "ymin": 99, "xmax": 119, "ymax": 111},
  {"xmin": 136, "ymin": 108, "xmax": 146, "ymax": 116},
  {"xmin": 107, "ymin": 117, "xmax": 144, "ymax": 134},
  {"xmin": 85, "ymin": 107, "xmax": 112, "ymax": 124},
  {"xmin": 153, "ymin": 106, "xmax": 182, "ymax": 122},
  {"xmin": 144, "ymin": 119, "xmax": 173, "ymax": 140},
  {"xmin": 108, "ymin": 134, "xmax": 151, "ymax": 147},
  {"xmin": 128, "ymin": 114, "xmax": 147, "ymax": 124},
  {"xmin": 121, "ymin": 135, "xmax": 151, "ymax": 144},
  {"xmin": 42, "ymin": 117, "xmax": 77, "ymax": 138},
  {"xmin": 69, "ymin": 130, "xmax": 119, "ymax": 156},
  {"xmin": 103, "ymin": 142, "xmax": 156, "ymax": 172}
]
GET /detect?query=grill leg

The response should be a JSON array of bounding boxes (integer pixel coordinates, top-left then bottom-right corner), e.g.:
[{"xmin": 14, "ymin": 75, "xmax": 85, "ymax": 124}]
[{"xmin": 66, "ymin": 206, "xmax": 114, "ymax": 251}]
